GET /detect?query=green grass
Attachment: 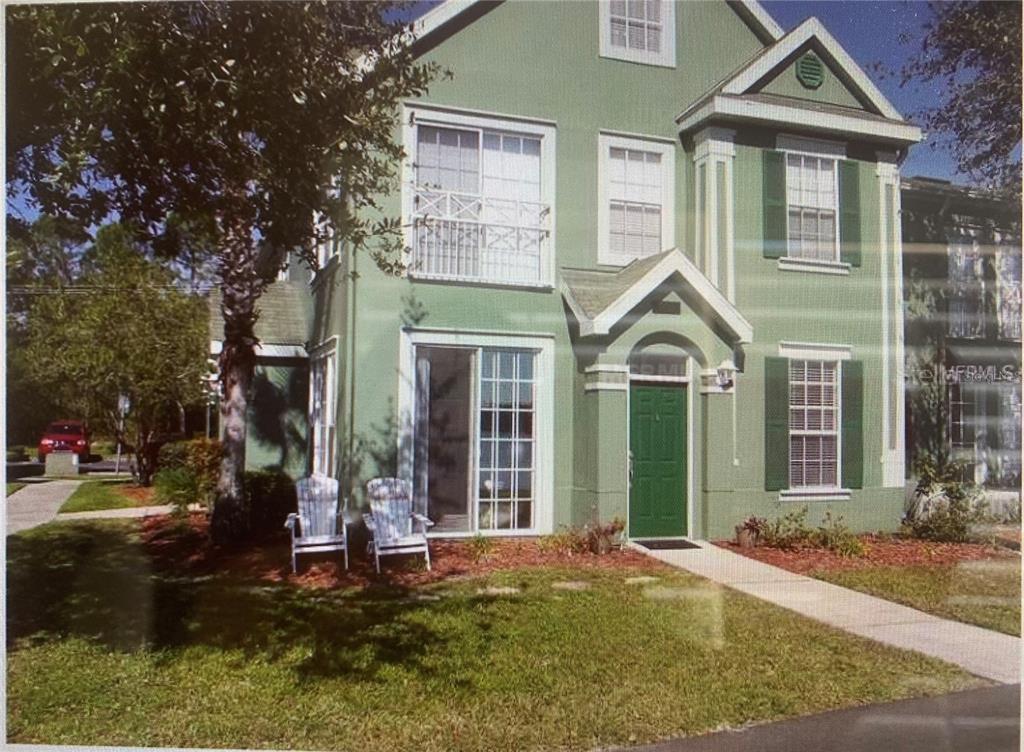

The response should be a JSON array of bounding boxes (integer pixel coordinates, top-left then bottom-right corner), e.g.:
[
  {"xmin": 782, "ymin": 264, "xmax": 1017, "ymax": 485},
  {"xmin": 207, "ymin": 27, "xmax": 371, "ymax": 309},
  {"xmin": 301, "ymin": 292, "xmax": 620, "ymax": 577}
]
[
  {"xmin": 6, "ymin": 519, "xmax": 984, "ymax": 751},
  {"xmin": 6, "ymin": 483, "xmax": 27, "ymax": 497},
  {"xmin": 58, "ymin": 480, "xmax": 135, "ymax": 513},
  {"xmin": 815, "ymin": 559, "xmax": 1021, "ymax": 637}
]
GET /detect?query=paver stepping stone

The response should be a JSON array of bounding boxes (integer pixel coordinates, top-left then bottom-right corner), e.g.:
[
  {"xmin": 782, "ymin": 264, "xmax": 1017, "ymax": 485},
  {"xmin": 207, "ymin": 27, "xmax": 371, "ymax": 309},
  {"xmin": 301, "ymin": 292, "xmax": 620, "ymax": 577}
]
[
  {"xmin": 551, "ymin": 580, "xmax": 591, "ymax": 591},
  {"xmin": 476, "ymin": 586, "xmax": 520, "ymax": 596},
  {"xmin": 624, "ymin": 576, "xmax": 660, "ymax": 585}
]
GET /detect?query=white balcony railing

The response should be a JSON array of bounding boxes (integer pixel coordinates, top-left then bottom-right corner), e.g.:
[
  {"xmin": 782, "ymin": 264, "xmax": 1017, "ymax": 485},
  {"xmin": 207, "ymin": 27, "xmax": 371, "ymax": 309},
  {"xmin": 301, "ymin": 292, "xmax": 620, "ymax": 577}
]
[{"xmin": 410, "ymin": 187, "xmax": 551, "ymax": 286}]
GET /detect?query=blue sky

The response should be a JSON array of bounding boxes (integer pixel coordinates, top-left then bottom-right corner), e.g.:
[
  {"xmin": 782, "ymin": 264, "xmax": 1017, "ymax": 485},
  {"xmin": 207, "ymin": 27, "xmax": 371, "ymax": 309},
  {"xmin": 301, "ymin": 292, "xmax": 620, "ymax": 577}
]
[{"xmin": 760, "ymin": 1, "xmax": 956, "ymax": 180}]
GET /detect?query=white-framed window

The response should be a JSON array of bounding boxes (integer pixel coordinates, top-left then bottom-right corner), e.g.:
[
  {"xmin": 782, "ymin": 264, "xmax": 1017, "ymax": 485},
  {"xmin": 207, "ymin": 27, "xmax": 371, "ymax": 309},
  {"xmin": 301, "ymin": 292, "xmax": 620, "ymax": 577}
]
[
  {"xmin": 403, "ymin": 106, "xmax": 556, "ymax": 287},
  {"xmin": 785, "ymin": 153, "xmax": 838, "ymax": 262},
  {"xmin": 948, "ymin": 235, "xmax": 984, "ymax": 338},
  {"xmin": 399, "ymin": 329, "xmax": 555, "ymax": 536},
  {"xmin": 598, "ymin": 133, "xmax": 675, "ymax": 266},
  {"xmin": 995, "ymin": 382, "xmax": 1022, "ymax": 488},
  {"xmin": 996, "ymin": 243, "xmax": 1022, "ymax": 340},
  {"xmin": 309, "ymin": 345, "xmax": 338, "ymax": 477},
  {"xmin": 788, "ymin": 359, "xmax": 840, "ymax": 488},
  {"xmin": 599, "ymin": 0, "xmax": 676, "ymax": 68}
]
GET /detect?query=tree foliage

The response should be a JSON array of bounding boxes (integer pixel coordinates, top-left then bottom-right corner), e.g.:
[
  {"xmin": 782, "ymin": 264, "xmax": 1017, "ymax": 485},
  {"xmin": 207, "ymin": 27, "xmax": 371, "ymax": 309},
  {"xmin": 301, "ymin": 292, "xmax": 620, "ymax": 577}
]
[
  {"xmin": 897, "ymin": 1, "xmax": 1022, "ymax": 193},
  {"xmin": 7, "ymin": 2, "xmax": 441, "ymax": 540},
  {"xmin": 23, "ymin": 225, "xmax": 208, "ymax": 484}
]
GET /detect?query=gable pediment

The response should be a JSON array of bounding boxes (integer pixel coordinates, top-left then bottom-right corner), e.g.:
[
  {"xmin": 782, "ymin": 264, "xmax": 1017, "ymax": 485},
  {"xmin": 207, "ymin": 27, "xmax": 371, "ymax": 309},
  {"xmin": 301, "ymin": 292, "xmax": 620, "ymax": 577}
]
[{"xmin": 560, "ymin": 249, "xmax": 753, "ymax": 343}]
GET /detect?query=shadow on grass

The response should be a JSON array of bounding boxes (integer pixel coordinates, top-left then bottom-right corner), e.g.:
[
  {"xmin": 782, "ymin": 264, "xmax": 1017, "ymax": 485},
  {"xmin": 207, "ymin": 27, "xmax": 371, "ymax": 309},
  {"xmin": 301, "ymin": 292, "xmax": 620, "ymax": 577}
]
[{"xmin": 6, "ymin": 520, "xmax": 491, "ymax": 685}]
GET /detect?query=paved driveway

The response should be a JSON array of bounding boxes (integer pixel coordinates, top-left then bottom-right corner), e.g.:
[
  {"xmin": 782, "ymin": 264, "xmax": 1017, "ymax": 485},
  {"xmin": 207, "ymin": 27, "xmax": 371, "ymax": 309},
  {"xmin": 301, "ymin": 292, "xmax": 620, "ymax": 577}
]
[
  {"xmin": 624, "ymin": 684, "xmax": 1020, "ymax": 752},
  {"xmin": 5, "ymin": 480, "xmax": 81, "ymax": 534}
]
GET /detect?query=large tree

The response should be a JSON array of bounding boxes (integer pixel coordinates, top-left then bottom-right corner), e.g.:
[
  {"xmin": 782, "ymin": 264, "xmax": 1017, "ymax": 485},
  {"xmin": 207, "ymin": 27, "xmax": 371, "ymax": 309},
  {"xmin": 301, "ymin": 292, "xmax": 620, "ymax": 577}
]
[
  {"xmin": 24, "ymin": 225, "xmax": 208, "ymax": 484},
  {"xmin": 8, "ymin": 2, "xmax": 440, "ymax": 541},
  {"xmin": 897, "ymin": 1, "xmax": 1022, "ymax": 194}
]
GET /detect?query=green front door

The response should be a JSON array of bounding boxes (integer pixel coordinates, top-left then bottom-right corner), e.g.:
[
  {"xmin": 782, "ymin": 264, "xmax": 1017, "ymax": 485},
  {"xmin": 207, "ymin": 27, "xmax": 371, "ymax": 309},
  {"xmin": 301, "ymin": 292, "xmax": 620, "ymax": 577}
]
[{"xmin": 629, "ymin": 383, "xmax": 687, "ymax": 538}]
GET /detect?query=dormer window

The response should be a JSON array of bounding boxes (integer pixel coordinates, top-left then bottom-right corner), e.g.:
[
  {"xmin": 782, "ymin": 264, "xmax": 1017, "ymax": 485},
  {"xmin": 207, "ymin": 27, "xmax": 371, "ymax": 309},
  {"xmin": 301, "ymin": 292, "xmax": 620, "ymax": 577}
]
[{"xmin": 600, "ymin": 1, "xmax": 675, "ymax": 68}]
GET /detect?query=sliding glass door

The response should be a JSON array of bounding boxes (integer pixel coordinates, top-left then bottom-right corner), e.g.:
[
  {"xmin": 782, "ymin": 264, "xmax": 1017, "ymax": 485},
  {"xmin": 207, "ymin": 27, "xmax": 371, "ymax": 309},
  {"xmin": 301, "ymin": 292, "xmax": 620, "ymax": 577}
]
[{"xmin": 413, "ymin": 345, "xmax": 537, "ymax": 533}]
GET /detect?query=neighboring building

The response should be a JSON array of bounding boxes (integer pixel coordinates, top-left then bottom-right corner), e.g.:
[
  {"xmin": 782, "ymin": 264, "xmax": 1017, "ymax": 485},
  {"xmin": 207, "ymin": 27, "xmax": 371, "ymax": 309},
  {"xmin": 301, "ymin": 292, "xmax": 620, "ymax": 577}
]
[
  {"xmin": 216, "ymin": 0, "xmax": 923, "ymax": 539},
  {"xmin": 902, "ymin": 177, "xmax": 1022, "ymax": 506}
]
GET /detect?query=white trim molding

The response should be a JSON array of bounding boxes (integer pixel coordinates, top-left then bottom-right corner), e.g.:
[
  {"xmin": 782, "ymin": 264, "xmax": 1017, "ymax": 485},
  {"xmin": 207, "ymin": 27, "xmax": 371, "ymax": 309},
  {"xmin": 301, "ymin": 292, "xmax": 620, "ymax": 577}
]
[
  {"xmin": 677, "ymin": 95, "xmax": 922, "ymax": 146},
  {"xmin": 779, "ymin": 488, "xmax": 852, "ymax": 503},
  {"xmin": 721, "ymin": 17, "xmax": 903, "ymax": 120},
  {"xmin": 598, "ymin": 132, "xmax": 676, "ymax": 267},
  {"xmin": 401, "ymin": 103, "xmax": 558, "ymax": 288},
  {"xmin": 778, "ymin": 341, "xmax": 852, "ymax": 361},
  {"xmin": 397, "ymin": 327, "xmax": 556, "ymax": 535},
  {"xmin": 568, "ymin": 249, "xmax": 754, "ymax": 343},
  {"xmin": 777, "ymin": 257, "xmax": 851, "ymax": 276},
  {"xmin": 693, "ymin": 127, "xmax": 736, "ymax": 300},
  {"xmin": 877, "ymin": 157, "xmax": 906, "ymax": 487},
  {"xmin": 599, "ymin": 0, "xmax": 676, "ymax": 68}
]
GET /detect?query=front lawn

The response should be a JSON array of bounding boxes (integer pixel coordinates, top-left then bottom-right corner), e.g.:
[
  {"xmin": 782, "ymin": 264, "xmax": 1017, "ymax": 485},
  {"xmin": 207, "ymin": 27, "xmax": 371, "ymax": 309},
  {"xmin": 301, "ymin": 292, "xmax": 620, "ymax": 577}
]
[
  {"xmin": 6, "ymin": 483, "xmax": 26, "ymax": 497},
  {"xmin": 58, "ymin": 480, "xmax": 154, "ymax": 513},
  {"xmin": 7, "ymin": 519, "xmax": 983, "ymax": 751},
  {"xmin": 816, "ymin": 560, "xmax": 1021, "ymax": 636},
  {"xmin": 719, "ymin": 534, "xmax": 1020, "ymax": 636}
]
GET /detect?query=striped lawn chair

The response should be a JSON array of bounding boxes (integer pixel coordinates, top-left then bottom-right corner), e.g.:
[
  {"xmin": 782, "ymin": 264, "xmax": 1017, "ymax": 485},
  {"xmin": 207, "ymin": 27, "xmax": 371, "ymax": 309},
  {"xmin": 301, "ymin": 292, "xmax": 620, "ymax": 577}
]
[
  {"xmin": 364, "ymin": 477, "xmax": 434, "ymax": 573},
  {"xmin": 285, "ymin": 474, "xmax": 349, "ymax": 572}
]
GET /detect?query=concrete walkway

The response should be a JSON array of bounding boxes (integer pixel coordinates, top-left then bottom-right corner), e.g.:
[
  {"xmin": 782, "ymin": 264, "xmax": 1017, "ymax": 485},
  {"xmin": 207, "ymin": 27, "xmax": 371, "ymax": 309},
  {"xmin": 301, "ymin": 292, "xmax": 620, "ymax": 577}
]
[
  {"xmin": 623, "ymin": 683, "xmax": 1020, "ymax": 752},
  {"xmin": 57, "ymin": 504, "xmax": 173, "ymax": 521},
  {"xmin": 5, "ymin": 479, "xmax": 82, "ymax": 534},
  {"xmin": 637, "ymin": 541, "xmax": 1021, "ymax": 685}
]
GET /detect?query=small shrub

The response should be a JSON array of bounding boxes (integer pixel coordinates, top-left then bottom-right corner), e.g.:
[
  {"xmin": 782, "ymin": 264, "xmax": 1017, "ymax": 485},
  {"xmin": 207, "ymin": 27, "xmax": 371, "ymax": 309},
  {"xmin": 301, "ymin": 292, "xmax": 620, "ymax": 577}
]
[
  {"xmin": 6, "ymin": 445, "xmax": 28, "ymax": 462},
  {"xmin": 814, "ymin": 511, "xmax": 864, "ymax": 557},
  {"xmin": 905, "ymin": 495, "xmax": 988, "ymax": 543},
  {"xmin": 761, "ymin": 506, "xmax": 813, "ymax": 550},
  {"xmin": 91, "ymin": 439, "xmax": 117, "ymax": 457},
  {"xmin": 157, "ymin": 440, "xmax": 190, "ymax": 471},
  {"xmin": 538, "ymin": 528, "xmax": 588, "ymax": 555},
  {"xmin": 158, "ymin": 438, "xmax": 222, "ymax": 507},
  {"xmin": 467, "ymin": 533, "xmax": 495, "ymax": 563},
  {"xmin": 154, "ymin": 467, "xmax": 200, "ymax": 517},
  {"xmin": 584, "ymin": 517, "xmax": 625, "ymax": 554},
  {"xmin": 244, "ymin": 470, "xmax": 297, "ymax": 539}
]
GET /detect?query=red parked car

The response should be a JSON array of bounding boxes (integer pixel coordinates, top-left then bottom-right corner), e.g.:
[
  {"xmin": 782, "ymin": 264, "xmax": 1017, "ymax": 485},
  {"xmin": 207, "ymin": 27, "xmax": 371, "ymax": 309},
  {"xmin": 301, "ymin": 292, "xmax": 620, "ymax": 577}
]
[{"xmin": 37, "ymin": 420, "xmax": 91, "ymax": 463}]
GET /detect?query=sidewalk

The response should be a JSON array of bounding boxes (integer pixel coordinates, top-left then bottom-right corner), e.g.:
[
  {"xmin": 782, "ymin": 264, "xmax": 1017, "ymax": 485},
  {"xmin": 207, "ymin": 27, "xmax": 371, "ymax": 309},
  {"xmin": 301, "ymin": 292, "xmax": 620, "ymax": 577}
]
[
  {"xmin": 622, "ymin": 683, "xmax": 1019, "ymax": 752},
  {"xmin": 5, "ymin": 479, "xmax": 81, "ymax": 534},
  {"xmin": 637, "ymin": 541, "xmax": 1021, "ymax": 684}
]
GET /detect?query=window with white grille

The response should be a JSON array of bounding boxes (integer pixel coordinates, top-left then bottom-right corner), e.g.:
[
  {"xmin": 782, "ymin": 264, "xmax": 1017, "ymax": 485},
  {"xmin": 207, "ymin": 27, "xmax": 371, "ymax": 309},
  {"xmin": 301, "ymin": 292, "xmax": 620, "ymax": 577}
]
[
  {"xmin": 948, "ymin": 237, "xmax": 984, "ymax": 338},
  {"xmin": 600, "ymin": 1, "xmax": 675, "ymax": 67},
  {"xmin": 478, "ymin": 349, "xmax": 536, "ymax": 531},
  {"xmin": 409, "ymin": 119, "xmax": 551, "ymax": 286},
  {"xmin": 789, "ymin": 360, "xmax": 839, "ymax": 488},
  {"xmin": 310, "ymin": 348, "xmax": 337, "ymax": 477},
  {"xmin": 996, "ymin": 244, "xmax": 1022, "ymax": 340},
  {"xmin": 786, "ymin": 154, "xmax": 838, "ymax": 262},
  {"xmin": 599, "ymin": 134, "xmax": 674, "ymax": 266}
]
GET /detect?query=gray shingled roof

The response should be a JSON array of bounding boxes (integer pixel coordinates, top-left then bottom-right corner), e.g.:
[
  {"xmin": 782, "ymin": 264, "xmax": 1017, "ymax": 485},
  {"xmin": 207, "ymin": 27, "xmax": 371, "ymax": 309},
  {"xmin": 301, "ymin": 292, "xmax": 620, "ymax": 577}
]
[
  {"xmin": 208, "ymin": 281, "xmax": 311, "ymax": 347},
  {"xmin": 561, "ymin": 250, "xmax": 674, "ymax": 319}
]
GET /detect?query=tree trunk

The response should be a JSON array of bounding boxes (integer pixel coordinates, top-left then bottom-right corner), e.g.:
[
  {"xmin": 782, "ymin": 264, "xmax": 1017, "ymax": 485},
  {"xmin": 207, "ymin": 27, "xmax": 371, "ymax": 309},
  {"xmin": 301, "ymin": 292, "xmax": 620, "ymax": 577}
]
[{"xmin": 211, "ymin": 225, "xmax": 262, "ymax": 546}]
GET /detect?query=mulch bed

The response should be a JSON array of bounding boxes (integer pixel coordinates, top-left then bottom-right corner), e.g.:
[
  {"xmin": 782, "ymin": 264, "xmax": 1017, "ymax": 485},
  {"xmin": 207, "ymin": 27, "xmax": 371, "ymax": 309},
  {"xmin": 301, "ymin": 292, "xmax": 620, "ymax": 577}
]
[
  {"xmin": 714, "ymin": 534, "xmax": 1018, "ymax": 575},
  {"xmin": 139, "ymin": 513, "xmax": 665, "ymax": 590}
]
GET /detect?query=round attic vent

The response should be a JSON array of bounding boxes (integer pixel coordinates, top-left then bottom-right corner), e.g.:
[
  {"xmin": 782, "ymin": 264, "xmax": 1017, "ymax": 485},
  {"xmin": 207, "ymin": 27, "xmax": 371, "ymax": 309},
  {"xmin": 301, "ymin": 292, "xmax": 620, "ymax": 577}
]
[{"xmin": 795, "ymin": 53, "xmax": 824, "ymax": 90}]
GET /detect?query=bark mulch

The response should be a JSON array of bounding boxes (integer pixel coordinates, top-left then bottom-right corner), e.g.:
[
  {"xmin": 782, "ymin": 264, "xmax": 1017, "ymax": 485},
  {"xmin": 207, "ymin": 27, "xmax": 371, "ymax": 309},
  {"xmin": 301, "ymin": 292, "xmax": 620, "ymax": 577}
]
[
  {"xmin": 714, "ymin": 534, "xmax": 1018, "ymax": 576},
  {"xmin": 139, "ymin": 513, "xmax": 665, "ymax": 590}
]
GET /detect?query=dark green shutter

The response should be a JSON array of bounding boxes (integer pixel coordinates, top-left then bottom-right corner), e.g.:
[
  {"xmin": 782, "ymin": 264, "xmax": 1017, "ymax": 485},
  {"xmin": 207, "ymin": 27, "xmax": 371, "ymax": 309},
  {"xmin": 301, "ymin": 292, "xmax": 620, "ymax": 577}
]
[
  {"xmin": 764, "ymin": 357, "xmax": 789, "ymax": 490},
  {"xmin": 841, "ymin": 360, "xmax": 864, "ymax": 489},
  {"xmin": 839, "ymin": 160, "xmax": 861, "ymax": 267},
  {"xmin": 763, "ymin": 150, "xmax": 787, "ymax": 259}
]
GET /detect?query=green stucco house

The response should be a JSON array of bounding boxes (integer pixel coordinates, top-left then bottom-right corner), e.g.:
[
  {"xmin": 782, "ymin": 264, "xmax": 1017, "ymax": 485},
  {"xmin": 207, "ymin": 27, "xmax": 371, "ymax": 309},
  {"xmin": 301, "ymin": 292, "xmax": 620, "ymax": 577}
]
[{"xmin": 216, "ymin": 0, "xmax": 922, "ymax": 540}]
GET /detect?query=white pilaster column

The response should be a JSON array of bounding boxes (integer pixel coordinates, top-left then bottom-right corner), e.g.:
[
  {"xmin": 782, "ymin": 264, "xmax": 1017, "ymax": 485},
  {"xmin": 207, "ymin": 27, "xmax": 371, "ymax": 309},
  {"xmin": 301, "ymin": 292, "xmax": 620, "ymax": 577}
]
[
  {"xmin": 693, "ymin": 127, "xmax": 736, "ymax": 301},
  {"xmin": 877, "ymin": 155, "xmax": 905, "ymax": 487}
]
